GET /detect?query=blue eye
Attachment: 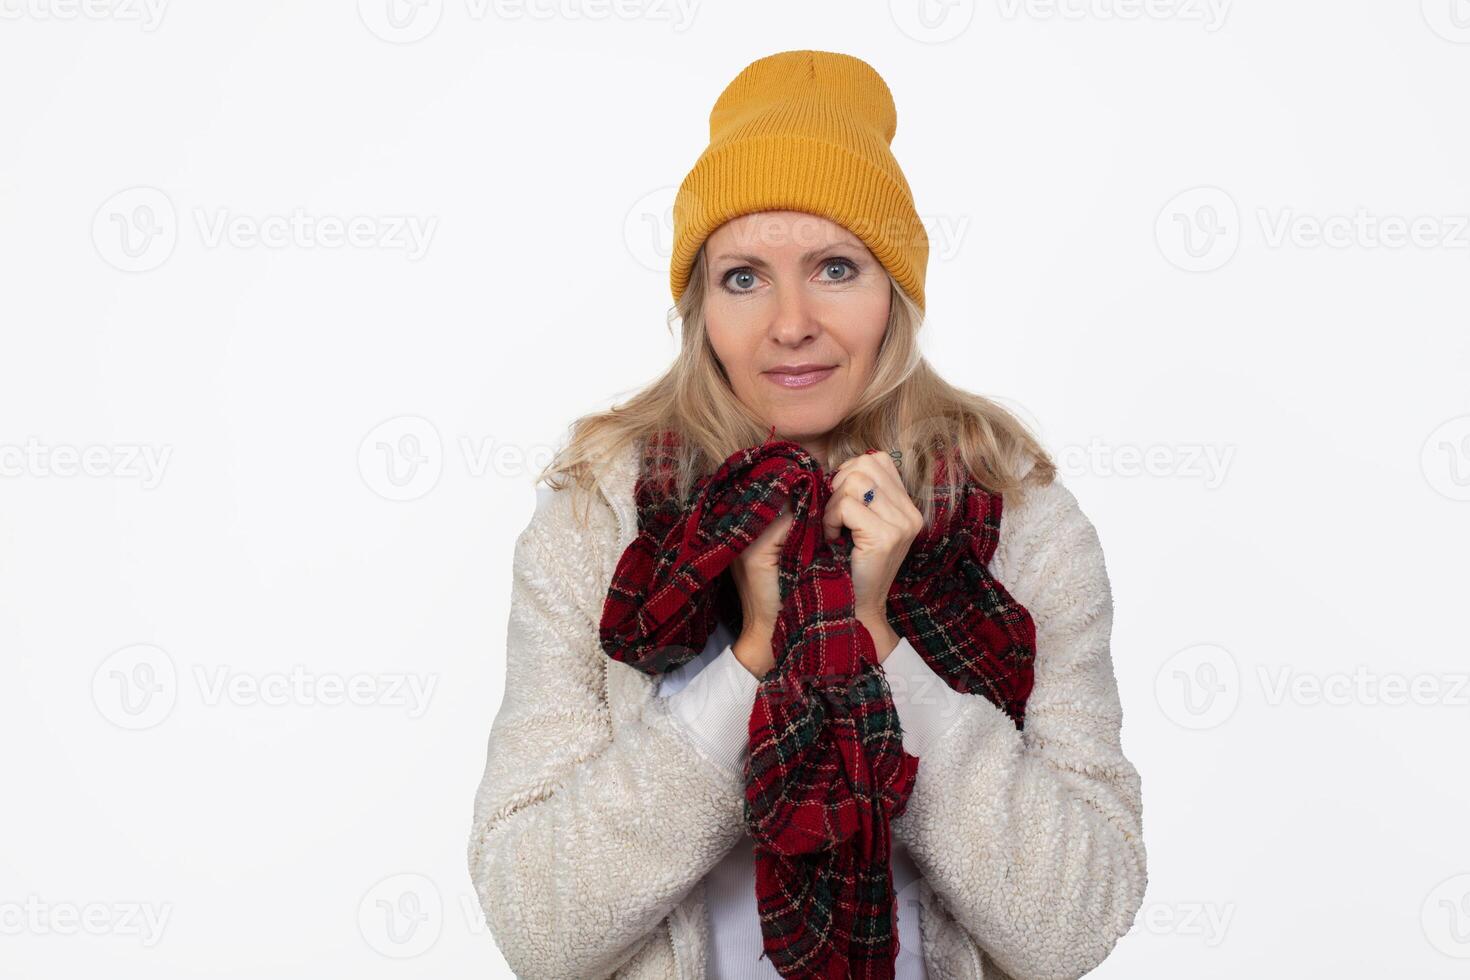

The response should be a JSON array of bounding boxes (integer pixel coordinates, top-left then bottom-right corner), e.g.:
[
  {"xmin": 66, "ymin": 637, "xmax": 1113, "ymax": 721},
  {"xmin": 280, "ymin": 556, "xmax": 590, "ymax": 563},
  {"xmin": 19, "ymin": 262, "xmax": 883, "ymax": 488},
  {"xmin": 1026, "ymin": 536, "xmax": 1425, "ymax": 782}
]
[
  {"xmin": 821, "ymin": 258, "xmax": 859, "ymax": 282},
  {"xmin": 722, "ymin": 269, "xmax": 758, "ymax": 292}
]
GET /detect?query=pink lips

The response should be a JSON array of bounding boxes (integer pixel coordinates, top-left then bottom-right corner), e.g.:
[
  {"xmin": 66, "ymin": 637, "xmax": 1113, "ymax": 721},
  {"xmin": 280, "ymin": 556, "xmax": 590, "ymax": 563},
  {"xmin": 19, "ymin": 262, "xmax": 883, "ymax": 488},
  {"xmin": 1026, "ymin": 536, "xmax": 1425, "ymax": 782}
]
[{"xmin": 763, "ymin": 366, "xmax": 836, "ymax": 389}]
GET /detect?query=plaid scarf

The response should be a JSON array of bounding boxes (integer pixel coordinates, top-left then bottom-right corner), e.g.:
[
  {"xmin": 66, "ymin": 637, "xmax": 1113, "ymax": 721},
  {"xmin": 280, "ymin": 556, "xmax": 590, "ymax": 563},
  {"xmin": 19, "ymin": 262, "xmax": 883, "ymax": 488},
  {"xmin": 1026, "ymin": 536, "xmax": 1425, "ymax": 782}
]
[{"xmin": 599, "ymin": 430, "xmax": 1037, "ymax": 979}]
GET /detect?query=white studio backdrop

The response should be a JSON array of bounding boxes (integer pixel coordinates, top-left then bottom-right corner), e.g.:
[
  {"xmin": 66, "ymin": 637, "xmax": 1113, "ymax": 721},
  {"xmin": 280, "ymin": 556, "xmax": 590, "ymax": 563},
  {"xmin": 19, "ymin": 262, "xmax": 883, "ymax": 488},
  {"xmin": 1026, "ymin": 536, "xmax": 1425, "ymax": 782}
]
[{"xmin": 2, "ymin": 3, "xmax": 1467, "ymax": 978}]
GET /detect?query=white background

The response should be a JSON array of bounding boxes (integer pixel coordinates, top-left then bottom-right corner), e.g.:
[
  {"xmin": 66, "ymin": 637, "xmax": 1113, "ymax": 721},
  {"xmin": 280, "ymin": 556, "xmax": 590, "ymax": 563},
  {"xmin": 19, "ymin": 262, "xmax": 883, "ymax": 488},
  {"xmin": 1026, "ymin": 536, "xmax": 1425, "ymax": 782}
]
[{"xmin": 2, "ymin": 1, "xmax": 1468, "ymax": 977}]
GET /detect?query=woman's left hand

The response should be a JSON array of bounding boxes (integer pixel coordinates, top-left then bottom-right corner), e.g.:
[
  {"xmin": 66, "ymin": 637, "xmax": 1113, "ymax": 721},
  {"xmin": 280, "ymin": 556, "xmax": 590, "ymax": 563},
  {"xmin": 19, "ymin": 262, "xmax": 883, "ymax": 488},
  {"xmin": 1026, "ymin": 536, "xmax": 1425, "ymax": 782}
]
[{"xmin": 823, "ymin": 450, "xmax": 924, "ymax": 659}]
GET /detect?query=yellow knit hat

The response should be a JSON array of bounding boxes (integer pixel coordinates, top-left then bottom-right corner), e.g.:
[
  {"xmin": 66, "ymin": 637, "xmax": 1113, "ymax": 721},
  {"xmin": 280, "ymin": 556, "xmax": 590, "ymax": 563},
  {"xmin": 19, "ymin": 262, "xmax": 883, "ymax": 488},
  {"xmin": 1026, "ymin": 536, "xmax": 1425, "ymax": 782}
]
[{"xmin": 670, "ymin": 50, "xmax": 930, "ymax": 314}]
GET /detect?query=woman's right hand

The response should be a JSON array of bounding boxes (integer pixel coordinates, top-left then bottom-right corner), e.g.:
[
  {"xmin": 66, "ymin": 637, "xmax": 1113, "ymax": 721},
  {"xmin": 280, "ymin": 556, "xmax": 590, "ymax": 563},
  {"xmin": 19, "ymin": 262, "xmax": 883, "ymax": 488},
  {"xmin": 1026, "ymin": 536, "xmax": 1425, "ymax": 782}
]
[{"xmin": 727, "ymin": 499, "xmax": 794, "ymax": 680}]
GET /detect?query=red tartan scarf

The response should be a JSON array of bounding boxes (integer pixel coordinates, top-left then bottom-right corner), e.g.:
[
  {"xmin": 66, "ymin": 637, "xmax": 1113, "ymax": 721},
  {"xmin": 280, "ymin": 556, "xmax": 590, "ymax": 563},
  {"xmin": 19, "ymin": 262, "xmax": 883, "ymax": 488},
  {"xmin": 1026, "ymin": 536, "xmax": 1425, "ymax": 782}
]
[{"xmin": 598, "ymin": 429, "xmax": 1037, "ymax": 979}]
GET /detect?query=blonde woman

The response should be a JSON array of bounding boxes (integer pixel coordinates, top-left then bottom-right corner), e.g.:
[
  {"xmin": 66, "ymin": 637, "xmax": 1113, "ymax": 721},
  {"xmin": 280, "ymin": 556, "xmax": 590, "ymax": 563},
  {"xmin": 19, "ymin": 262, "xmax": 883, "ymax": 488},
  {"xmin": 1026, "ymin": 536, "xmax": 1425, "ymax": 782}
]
[{"xmin": 468, "ymin": 49, "xmax": 1146, "ymax": 980}]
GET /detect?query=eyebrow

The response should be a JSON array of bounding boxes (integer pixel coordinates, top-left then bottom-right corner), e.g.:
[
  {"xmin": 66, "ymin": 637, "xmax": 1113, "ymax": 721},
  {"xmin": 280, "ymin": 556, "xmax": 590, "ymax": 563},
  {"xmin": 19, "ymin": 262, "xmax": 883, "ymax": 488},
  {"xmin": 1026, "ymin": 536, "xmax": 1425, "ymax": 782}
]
[{"xmin": 712, "ymin": 243, "xmax": 864, "ymax": 268}]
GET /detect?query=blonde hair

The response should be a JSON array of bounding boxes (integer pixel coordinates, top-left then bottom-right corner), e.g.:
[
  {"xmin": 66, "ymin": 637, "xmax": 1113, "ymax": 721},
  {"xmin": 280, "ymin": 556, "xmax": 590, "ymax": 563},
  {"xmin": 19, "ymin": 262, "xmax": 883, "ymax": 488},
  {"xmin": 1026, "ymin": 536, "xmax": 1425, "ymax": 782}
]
[{"xmin": 537, "ymin": 244, "xmax": 1056, "ymax": 529}]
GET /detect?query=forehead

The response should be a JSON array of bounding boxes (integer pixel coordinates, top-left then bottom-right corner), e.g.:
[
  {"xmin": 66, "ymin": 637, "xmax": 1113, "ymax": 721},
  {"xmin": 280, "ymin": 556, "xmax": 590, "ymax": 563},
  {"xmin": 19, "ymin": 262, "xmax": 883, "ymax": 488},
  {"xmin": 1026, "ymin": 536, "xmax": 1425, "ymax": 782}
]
[{"xmin": 706, "ymin": 210, "xmax": 867, "ymax": 257}]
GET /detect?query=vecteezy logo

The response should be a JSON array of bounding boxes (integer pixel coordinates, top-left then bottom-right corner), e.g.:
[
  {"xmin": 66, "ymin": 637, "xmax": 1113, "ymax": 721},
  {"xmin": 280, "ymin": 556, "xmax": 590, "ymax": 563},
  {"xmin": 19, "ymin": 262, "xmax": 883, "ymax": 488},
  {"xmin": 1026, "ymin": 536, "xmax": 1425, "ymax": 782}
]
[
  {"xmin": 358, "ymin": 415, "xmax": 443, "ymax": 501},
  {"xmin": 92, "ymin": 186, "xmax": 177, "ymax": 272},
  {"xmin": 889, "ymin": 0, "xmax": 975, "ymax": 43},
  {"xmin": 92, "ymin": 643, "xmax": 178, "ymax": 730},
  {"xmin": 1155, "ymin": 642, "xmax": 1240, "ymax": 730},
  {"xmin": 1421, "ymin": 414, "xmax": 1470, "ymax": 502},
  {"xmin": 624, "ymin": 185, "xmax": 679, "ymax": 274},
  {"xmin": 358, "ymin": 873, "xmax": 443, "ymax": 958},
  {"xmin": 1422, "ymin": 874, "xmax": 1470, "ymax": 957},
  {"xmin": 357, "ymin": 0, "xmax": 443, "ymax": 43},
  {"xmin": 1155, "ymin": 186, "xmax": 1240, "ymax": 272},
  {"xmin": 1422, "ymin": 0, "xmax": 1470, "ymax": 42}
]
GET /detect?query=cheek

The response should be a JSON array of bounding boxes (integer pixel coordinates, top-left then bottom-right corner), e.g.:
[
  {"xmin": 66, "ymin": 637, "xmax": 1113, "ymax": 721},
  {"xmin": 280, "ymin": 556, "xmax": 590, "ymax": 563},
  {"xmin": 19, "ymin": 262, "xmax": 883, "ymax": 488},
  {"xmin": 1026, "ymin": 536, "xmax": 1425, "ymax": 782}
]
[
  {"xmin": 845, "ymin": 324, "xmax": 887, "ymax": 375},
  {"xmin": 836, "ymin": 291, "xmax": 889, "ymax": 366},
  {"xmin": 706, "ymin": 327, "xmax": 757, "ymax": 386}
]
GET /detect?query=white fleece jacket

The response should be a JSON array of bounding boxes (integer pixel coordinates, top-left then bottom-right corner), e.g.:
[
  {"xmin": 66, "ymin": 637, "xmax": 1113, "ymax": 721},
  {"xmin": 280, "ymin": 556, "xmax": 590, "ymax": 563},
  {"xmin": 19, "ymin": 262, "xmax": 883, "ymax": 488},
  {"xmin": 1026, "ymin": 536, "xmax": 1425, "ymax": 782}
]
[{"xmin": 467, "ymin": 441, "xmax": 1147, "ymax": 980}]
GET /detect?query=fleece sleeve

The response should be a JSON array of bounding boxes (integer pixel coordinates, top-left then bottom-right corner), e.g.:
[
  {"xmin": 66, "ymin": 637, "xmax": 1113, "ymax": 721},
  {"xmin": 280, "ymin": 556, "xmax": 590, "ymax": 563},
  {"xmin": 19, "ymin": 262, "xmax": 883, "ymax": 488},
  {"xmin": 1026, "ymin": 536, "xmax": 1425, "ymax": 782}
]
[
  {"xmin": 466, "ymin": 486, "xmax": 750, "ymax": 980},
  {"xmin": 891, "ymin": 477, "xmax": 1148, "ymax": 980}
]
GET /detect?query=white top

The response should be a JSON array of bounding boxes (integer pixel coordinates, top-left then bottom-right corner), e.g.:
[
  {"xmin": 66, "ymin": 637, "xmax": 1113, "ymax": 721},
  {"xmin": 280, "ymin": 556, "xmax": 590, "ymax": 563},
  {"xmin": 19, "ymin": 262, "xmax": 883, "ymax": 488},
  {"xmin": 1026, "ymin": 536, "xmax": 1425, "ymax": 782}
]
[{"xmin": 656, "ymin": 615, "xmax": 967, "ymax": 978}]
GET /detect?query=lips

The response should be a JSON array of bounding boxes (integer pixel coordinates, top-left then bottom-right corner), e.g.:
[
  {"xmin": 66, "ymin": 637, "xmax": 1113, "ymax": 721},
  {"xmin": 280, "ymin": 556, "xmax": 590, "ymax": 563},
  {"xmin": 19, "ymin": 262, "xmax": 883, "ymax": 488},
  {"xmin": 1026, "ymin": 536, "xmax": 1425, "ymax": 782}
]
[{"xmin": 763, "ymin": 365, "xmax": 836, "ymax": 389}]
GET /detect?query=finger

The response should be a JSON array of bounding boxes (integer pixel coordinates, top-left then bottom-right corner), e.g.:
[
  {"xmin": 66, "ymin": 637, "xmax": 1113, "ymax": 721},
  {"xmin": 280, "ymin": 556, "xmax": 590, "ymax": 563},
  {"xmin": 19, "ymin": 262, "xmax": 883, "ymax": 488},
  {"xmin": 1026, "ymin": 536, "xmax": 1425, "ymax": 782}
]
[
  {"xmin": 831, "ymin": 454, "xmax": 922, "ymax": 532},
  {"xmin": 834, "ymin": 449, "xmax": 900, "ymax": 483},
  {"xmin": 824, "ymin": 492, "xmax": 897, "ymax": 544},
  {"xmin": 854, "ymin": 488, "xmax": 908, "ymax": 530},
  {"xmin": 831, "ymin": 452, "xmax": 902, "ymax": 502},
  {"xmin": 824, "ymin": 482, "xmax": 904, "ymax": 542},
  {"xmin": 829, "ymin": 471, "xmax": 905, "ymax": 525},
  {"xmin": 831, "ymin": 458, "xmax": 904, "ymax": 515}
]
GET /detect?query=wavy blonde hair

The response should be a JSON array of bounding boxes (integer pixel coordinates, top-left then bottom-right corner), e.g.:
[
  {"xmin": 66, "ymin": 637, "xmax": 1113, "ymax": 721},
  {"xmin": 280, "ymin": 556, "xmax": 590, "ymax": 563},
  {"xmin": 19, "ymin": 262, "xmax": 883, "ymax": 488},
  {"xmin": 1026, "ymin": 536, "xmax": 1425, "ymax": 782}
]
[{"xmin": 537, "ymin": 243, "xmax": 1056, "ymax": 529}]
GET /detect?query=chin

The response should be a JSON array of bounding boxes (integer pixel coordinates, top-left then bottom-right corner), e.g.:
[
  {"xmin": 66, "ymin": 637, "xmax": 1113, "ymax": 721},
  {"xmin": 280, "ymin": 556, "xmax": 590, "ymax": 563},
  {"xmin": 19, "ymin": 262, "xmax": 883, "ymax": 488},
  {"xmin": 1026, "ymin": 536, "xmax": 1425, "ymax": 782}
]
[
  {"xmin": 751, "ymin": 400, "xmax": 843, "ymax": 445},
  {"xmin": 771, "ymin": 418, "xmax": 839, "ymax": 444}
]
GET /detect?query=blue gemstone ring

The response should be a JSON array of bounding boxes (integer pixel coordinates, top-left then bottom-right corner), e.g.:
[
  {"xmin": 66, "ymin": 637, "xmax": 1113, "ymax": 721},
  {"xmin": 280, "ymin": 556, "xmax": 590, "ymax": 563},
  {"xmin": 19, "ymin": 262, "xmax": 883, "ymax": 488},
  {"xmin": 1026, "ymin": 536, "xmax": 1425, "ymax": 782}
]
[{"xmin": 862, "ymin": 487, "xmax": 876, "ymax": 506}]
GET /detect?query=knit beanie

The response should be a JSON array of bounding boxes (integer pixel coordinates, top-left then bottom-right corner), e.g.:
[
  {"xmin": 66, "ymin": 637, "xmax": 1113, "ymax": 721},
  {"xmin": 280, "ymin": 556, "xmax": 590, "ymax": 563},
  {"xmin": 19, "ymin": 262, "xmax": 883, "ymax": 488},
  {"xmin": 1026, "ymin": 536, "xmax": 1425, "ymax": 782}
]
[{"xmin": 669, "ymin": 50, "xmax": 931, "ymax": 314}]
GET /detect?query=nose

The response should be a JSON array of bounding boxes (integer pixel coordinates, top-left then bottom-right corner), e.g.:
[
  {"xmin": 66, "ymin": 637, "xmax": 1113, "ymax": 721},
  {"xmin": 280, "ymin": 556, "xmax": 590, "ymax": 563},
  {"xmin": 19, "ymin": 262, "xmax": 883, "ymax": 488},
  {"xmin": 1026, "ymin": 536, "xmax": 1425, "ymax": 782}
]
[{"xmin": 767, "ymin": 281, "xmax": 820, "ymax": 347}]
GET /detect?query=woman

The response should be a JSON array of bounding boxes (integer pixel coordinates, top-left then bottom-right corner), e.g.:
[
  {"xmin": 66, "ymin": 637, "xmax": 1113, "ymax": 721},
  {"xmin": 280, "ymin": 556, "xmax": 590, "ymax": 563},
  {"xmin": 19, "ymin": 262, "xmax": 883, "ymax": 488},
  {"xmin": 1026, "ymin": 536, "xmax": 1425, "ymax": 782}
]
[{"xmin": 467, "ymin": 50, "xmax": 1146, "ymax": 980}]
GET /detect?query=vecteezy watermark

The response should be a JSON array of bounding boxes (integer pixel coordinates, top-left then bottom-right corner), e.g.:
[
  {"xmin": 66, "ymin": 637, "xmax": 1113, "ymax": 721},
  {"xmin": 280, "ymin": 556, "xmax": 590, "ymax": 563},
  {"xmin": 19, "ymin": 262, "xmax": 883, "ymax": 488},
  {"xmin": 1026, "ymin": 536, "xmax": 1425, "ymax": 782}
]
[
  {"xmin": 359, "ymin": 416, "xmax": 443, "ymax": 503},
  {"xmin": 193, "ymin": 665, "xmax": 437, "ymax": 718},
  {"xmin": 357, "ymin": 0, "xmax": 698, "ymax": 43},
  {"xmin": 890, "ymin": 0, "xmax": 1228, "ymax": 42},
  {"xmin": 357, "ymin": 0, "xmax": 445, "ymax": 43},
  {"xmin": 0, "ymin": 896, "xmax": 173, "ymax": 946},
  {"xmin": 624, "ymin": 188, "xmax": 971, "ymax": 276},
  {"xmin": 92, "ymin": 186, "xmax": 177, "ymax": 273},
  {"xmin": 1257, "ymin": 665, "xmax": 1470, "ymax": 708},
  {"xmin": 92, "ymin": 644, "xmax": 178, "ymax": 731},
  {"xmin": 0, "ymin": 0, "xmax": 168, "ymax": 29},
  {"xmin": 1257, "ymin": 208, "xmax": 1470, "ymax": 251},
  {"xmin": 359, "ymin": 873, "xmax": 443, "ymax": 958},
  {"xmin": 92, "ymin": 644, "xmax": 437, "ymax": 729},
  {"xmin": 1130, "ymin": 900, "xmax": 1236, "ymax": 947},
  {"xmin": 92, "ymin": 186, "xmax": 437, "ymax": 272},
  {"xmin": 1155, "ymin": 186, "xmax": 1241, "ymax": 272},
  {"xmin": 1158, "ymin": 186, "xmax": 1470, "ymax": 271},
  {"xmin": 889, "ymin": 0, "xmax": 978, "ymax": 44},
  {"xmin": 1422, "ymin": 0, "xmax": 1470, "ymax": 43},
  {"xmin": 357, "ymin": 415, "xmax": 561, "ymax": 502},
  {"xmin": 192, "ymin": 208, "xmax": 435, "ymax": 259},
  {"xmin": 0, "ymin": 438, "xmax": 172, "ymax": 489},
  {"xmin": 1423, "ymin": 873, "xmax": 1470, "ymax": 958},
  {"xmin": 993, "ymin": 0, "xmax": 1230, "ymax": 31},
  {"xmin": 1155, "ymin": 642, "xmax": 1241, "ymax": 730},
  {"xmin": 1420, "ymin": 414, "xmax": 1470, "ymax": 502},
  {"xmin": 1157, "ymin": 642, "xmax": 1470, "ymax": 730},
  {"xmin": 624, "ymin": 185, "xmax": 680, "ymax": 275},
  {"xmin": 1056, "ymin": 438, "xmax": 1236, "ymax": 489}
]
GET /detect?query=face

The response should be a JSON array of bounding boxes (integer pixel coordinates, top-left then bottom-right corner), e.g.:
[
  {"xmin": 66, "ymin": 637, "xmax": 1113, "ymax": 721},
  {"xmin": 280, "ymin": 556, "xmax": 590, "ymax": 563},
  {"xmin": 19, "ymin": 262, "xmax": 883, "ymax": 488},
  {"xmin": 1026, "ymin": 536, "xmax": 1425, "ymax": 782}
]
[{"xmin": 702, "ymin": 210, "xmax": 891, "ymax": 464}]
